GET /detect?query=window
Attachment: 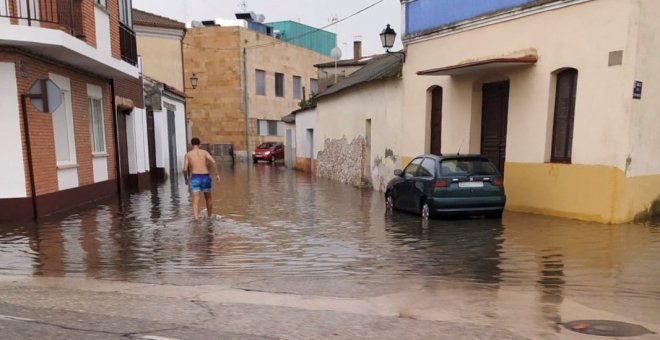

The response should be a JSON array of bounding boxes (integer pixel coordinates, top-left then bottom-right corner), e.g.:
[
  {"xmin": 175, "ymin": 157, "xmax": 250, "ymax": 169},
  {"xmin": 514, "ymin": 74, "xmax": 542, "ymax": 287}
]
[
  {"xmin": 88, "ymin": 97, "xmax": 106, "ymax": 153},
  {"xmin": 96, "ymin": 0, "xmax": 107, "ymax": 8},
  {"xmin": 310, "ymin": 78, "xmax": 319, "ymax": 96},
  {"xmin": 51, "ymin": 74, "xmax": 76, "ymax": 167},
  {"xmin": 118, "ymin": 0, "xmax": 132, "ymax": 27},
  {"xmin": 419, "ymin": 158, "xmax": 436, "ymax": 177},
  {"xmin": 403, "ymin": 158, "xmax": 423, "ymax": 178},
  {"xmin": 440, "ymin": 158, "xmax": 498, "ymax": 176},
  {"xmin": 293, "ymin": 75, "xmax": 302, "ymax": 99},
  {"xmin": 258, "ymin": 120, "xmax": 283, "ymax": 136},
  {"xmin": 551, "ymin": 68, "xmax": 578, "ymax": 163},
  {"xmin": 275, "ymin": 72, "xmax": 284, "ymax": 97},
  {"xmin": 255, "ymin": 69, "xmax": 266, "ymax": 96}
]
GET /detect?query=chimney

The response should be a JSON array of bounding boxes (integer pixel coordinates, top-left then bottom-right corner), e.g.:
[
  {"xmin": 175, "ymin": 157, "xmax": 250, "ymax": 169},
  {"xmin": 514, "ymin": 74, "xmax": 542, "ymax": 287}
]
[{"xmin": 353, "ymin": 40, "xmax": 362, "ymax": 62}]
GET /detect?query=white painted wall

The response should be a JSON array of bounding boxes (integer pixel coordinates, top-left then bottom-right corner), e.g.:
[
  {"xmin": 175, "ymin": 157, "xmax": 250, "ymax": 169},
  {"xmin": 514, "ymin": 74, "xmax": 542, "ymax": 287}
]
[
  {"xmin": 0, "ymin": 62, "xmax": 27, "ymax": 198},
  {"xmin": 401, "ymin": 0, "xmax": 632, "ymax": 170},
  {"xmin": 50, "ymin": 73, "xmax": 79, "ymax": 190},
  {"xmin": 94, "ymin": 6, "xmax": 111, "ymax": 58},
  {"xmin": 126, "ymin": 108, "xmax": 149, "ymax": 174},
  {"xmin": 1, "ymin": 23, "xmax": 139, "ymax": 78},
  {"xmin": 627, "ymin": 0, "xmax": 660, "ymax": 177},
  {"xmin": 315, "ymin": 79, "xmax": 404, "ymax": 191},
  {"xmin": 152, "ymin": 98, "xmax": 186, "ymax": 176},
  {"xmin": 294, "ymin": 109, "xmax": 316, "ymax": 159},
  {"xmin": 172, "ymin": 99, "xmax": 187, "ymax": 173},
  {"xmin": 154, "ymin": 110, "xmax": 167, "ymax": 169}
]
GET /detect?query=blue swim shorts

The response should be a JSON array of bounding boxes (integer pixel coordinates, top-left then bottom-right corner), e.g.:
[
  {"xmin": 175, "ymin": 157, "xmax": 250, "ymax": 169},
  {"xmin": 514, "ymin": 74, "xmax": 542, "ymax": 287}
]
[{"xmin": 189, "ymin": 174, "xmax": 212, "ymax": 193}]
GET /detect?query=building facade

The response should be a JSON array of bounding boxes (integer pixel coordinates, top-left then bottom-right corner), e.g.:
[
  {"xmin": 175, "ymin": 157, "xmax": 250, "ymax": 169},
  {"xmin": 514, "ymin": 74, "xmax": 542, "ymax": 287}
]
[
  {"xmin": 0, "ymin": 0, "xmax": 141, "ymax": 219},
  {"xmin": 313, "ymin": 54, "xmax": 403, "ymax": 191},
  {"xmin": 183, "ymin": 17, "xmax": 332, "ymax": 159},
  {"xmin": 400, "ymin": 0, "xmax": 660, "ymax": 223},
  {"xmin": 134, "ymin": 9, "xmax": 187, "ymax": 180}
]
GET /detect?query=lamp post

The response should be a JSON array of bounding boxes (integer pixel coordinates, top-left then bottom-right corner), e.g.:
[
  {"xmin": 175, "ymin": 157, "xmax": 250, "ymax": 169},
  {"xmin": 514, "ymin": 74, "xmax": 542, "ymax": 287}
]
[{"xmin": 380, "ymin": 24, "xmax": 405, "ymax": 62}]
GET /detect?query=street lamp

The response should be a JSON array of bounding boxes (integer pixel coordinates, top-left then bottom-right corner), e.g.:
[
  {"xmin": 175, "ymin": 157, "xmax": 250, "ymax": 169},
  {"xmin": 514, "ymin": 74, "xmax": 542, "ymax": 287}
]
[
  {"xmin": 380, "ymin": 24, "xmax": 396, "ymax": 52},
  {"xmin": 380, "ymin": 24, "xmax": 405, "ymax": 62},
  {"xmin": 190, "ymin": 73, "xmax": 199, "ymax": 89}
]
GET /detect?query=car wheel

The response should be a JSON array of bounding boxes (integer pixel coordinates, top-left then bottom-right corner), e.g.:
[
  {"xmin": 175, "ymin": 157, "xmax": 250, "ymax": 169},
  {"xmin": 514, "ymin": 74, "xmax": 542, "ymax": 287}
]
[
  {"xmin": 487, "ymin": 210, "xmax": 503, "ymax": 219},
  {"xmin": 421, "ymin": 200, "xmax": 430, "ymax": 220},
  {"xmin": 252, "ymin": 158, "xmax": 257, "ymax": 164},
  {"xmin": 385, "ymin": 192, "xmax": 394, "ymax": 210},
  {"xmin": 271, "ymin": 155, "xmax": 276, "ymax": 163}
]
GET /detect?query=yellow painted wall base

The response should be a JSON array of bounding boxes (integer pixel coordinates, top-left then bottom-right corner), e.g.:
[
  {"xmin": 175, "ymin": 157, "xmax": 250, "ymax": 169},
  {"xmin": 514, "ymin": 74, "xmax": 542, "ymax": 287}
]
[{"xmin": 505, "ymin": 162, "xmax": 660, "ymax": 224}]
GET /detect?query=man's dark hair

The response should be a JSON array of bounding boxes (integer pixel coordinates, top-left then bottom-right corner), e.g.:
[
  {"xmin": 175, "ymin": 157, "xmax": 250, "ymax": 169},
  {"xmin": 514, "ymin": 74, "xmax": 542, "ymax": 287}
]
[{"xmin": 191, "ymin": 137, "xmax": 201, "ymax": 146}]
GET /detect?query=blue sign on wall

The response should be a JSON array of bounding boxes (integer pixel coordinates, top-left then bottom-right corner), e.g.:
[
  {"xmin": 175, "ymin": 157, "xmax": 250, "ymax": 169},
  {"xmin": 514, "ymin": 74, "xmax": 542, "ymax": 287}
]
[{"xmin": 405, "ymin": 0, "xmax": 543, "ymax": 36}]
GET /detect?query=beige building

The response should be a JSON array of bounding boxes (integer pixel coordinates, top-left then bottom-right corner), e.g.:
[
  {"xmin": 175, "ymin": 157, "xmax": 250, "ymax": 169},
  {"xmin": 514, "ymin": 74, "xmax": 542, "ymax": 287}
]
[
  {"xmin": 133, "ymin": 9, "xmax": 187, "ymax": 179},
  {"xmin": 400, "ymin": 0, "xmax": 660, "ymax": 223},
  {"xmin": 183, "ymin": 19, "xmax": 332, "ymax": 159}
]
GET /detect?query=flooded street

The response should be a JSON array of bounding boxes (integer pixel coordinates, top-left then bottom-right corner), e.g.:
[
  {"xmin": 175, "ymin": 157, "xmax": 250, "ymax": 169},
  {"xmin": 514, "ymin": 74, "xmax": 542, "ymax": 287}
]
[{"xmin": 1, "ymin": 163, "xmax": 660, "ymax": 338}]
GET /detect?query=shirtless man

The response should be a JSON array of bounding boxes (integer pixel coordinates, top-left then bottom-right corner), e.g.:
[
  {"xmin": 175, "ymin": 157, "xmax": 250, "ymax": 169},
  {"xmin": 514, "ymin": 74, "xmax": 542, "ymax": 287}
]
[{"xmin": 183, "ymin": 137, "xmax": 220, "ymax": 220}]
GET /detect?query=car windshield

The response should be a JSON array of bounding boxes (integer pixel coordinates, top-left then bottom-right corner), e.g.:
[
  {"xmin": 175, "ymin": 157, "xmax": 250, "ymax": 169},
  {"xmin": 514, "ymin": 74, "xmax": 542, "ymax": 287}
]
[
  {"xmin": 257, "ymin": 143, "xmax": 274, "ymax": 149},
  {"xmin": 439, "ymin": 158, "xmax": 499, "ymax": 176}
]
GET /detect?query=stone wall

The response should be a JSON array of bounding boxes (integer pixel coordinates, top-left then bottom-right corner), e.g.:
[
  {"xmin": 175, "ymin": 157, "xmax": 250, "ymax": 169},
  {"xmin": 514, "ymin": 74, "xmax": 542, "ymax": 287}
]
[{"xmin": 316, "ymin": 137, "xmax": 367, "ymax": 187}]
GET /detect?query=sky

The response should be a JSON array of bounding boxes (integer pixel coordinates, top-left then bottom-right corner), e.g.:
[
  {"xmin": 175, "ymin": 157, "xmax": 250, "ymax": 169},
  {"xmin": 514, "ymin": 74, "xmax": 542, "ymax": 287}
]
[{"xmin": 131, "ymin": 0, "xmax": 403, "ymax": 59}]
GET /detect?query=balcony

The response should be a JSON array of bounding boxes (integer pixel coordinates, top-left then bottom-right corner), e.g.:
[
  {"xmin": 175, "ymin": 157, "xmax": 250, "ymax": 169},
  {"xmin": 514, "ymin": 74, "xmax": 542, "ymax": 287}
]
[
  {"xmin": 1, "ymin": 0, "xmax": 84, "ymax": 38},
  {"xmin": 119, "ymin": 22, "xmax": 137, "ymax": 66}
]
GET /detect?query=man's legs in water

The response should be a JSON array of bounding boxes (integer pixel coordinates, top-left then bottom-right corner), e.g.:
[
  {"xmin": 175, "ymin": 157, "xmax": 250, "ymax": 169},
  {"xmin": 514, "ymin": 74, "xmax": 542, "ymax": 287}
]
[
  {"xmin": 204, "ymin": 192, "xmax": 213, "ymax": 217},
  {"xmin": 192, "ymin": 192, "xmax": 201, "ymax": 220}
]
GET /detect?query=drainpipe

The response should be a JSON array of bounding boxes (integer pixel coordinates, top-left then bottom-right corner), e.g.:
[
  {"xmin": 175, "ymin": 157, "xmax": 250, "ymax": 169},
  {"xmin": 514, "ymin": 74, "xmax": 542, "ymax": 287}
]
[
  {"xmin": 20, "ymin": 95, "xmax": 38, "ymax": 219},
  {"xmin": 242, "ymin": 46, "xmax": 250, "ymax": 162}
]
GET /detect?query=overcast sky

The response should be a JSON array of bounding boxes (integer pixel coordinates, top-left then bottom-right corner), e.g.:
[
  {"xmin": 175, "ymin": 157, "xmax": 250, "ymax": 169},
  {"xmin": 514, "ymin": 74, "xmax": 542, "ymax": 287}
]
[{"xmin": 132, "ymin": 0, "xmax": 403, "ymax": 59}]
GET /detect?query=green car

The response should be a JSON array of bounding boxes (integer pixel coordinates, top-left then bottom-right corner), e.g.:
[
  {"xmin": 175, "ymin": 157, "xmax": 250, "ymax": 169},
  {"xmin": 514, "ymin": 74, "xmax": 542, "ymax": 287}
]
[{"xmin": 385, "ymin": 154, "xmax": 506, "ymax": 219}]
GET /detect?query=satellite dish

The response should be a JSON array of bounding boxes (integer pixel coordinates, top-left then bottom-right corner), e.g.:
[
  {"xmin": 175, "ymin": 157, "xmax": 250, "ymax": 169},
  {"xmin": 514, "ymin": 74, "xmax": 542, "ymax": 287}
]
[
  {"xmin": 28, "ymin": 79, "xmax": 61, "ymax": 113},
  {"xmin": 331, "ymin": 47, "xmax": 342, "ymax": 61},
  {"xmin": 256, "ymin": 14, "xmax": 265, "ymax": 23}
]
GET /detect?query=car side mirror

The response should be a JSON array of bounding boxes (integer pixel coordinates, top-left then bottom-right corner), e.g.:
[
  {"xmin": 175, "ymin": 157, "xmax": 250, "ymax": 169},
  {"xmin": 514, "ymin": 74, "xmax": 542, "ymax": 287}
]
[{"xmin": 393, "ymin": 169, "xmax": 402, "ymax": 176}]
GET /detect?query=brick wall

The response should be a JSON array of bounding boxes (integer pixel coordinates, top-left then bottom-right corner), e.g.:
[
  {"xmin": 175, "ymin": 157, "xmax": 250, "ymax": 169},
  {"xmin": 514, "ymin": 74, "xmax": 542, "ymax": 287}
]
[
  {"xmin": 114, "ymin": 77, "xmax": 144, "ymax": 108},
  {"xmin": 0, "ymin": 50, "xmax": 117, "ymax": 197},
  {"xmin": 108, "ymin": 0, "xmax": 121, "ymax": 60}
]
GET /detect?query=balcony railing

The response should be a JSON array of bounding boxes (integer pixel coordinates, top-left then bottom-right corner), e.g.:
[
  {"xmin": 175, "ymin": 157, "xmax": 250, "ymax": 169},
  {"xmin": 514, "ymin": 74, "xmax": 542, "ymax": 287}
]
[
  {"xmin": 119, "ymin": 22, "xmax": 137, "ymax": 66},
  {"xmin": 1, "ymin": 0, "xmax": 84, "ymax": 37}
]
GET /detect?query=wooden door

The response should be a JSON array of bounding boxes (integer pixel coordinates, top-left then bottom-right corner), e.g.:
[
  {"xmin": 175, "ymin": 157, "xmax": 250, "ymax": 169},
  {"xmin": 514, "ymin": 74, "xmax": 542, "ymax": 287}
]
[
  {"xmin": 481, "ymin": 81, "xmax": 509, "ymax": 174},
  {"xmin": 430, "ymin": 87, "xmax": 443, "ymax": 155}
]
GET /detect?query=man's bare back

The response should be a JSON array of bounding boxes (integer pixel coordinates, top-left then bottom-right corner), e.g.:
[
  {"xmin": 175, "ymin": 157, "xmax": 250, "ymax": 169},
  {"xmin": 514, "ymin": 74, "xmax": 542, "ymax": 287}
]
[{"xmin": 185, "ymin": 148, "xmax": 213, "ymax": 174}]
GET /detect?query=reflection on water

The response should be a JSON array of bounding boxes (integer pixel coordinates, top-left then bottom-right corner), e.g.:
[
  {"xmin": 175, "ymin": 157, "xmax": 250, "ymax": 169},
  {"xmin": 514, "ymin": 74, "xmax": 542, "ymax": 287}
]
[{"xmin": 1, "ymin": 163, "xmax": 660, "ymax": 303}]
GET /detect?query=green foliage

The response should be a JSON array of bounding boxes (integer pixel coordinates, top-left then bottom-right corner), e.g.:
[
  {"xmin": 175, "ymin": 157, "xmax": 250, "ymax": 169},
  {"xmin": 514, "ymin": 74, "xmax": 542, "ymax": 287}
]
[{"xmin": 298, "ymin": 96, "xmax": 317, "ymax": 110}]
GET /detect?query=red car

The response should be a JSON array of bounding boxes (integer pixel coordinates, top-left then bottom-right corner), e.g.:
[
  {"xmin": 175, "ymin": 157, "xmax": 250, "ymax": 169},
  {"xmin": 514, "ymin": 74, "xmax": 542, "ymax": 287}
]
[{"xmin": 252, "ymin": 142, "xmax": 284, "ymax": 163}]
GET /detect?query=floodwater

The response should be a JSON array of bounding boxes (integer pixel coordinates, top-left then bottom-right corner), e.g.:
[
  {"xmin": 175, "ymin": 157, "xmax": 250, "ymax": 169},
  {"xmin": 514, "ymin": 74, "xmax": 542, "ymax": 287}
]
[{"xmin": 1, "ymin": 163, "xmax": 660, "ymax": 323}]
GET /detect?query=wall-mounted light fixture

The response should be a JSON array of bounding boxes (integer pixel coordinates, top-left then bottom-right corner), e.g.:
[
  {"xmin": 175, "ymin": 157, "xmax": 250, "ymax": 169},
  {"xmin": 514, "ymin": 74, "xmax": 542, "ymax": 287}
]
[
  {"xmin": 190, "ymin": 73, "xmax": 199, "ymax": 89},
  {"xmin": 380, "ymin": 24, "xmax": 405, "ymax": 62}
]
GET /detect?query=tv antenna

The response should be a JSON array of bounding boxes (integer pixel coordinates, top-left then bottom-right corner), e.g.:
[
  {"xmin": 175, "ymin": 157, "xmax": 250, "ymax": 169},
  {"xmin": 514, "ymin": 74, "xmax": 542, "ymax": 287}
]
[{"xmin": 238, "ymin": 0, "xmax": 248, "ymax": 12}]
